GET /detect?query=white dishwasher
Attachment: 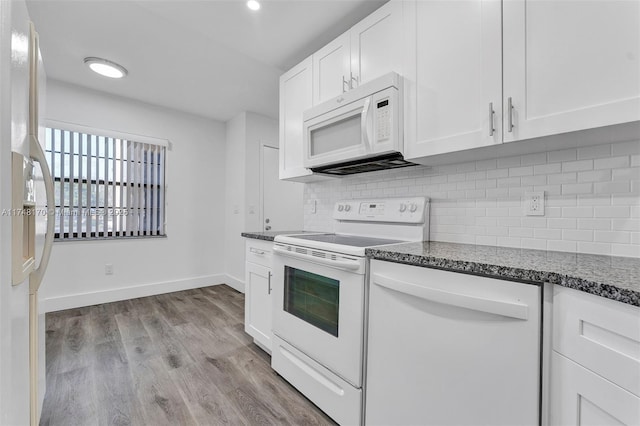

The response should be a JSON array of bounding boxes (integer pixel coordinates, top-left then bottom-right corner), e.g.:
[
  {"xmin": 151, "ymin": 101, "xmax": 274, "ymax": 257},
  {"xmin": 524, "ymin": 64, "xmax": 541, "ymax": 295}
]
[{"xmin": 365, "ymin": 260, "xmax": 542, "ymax": 426}]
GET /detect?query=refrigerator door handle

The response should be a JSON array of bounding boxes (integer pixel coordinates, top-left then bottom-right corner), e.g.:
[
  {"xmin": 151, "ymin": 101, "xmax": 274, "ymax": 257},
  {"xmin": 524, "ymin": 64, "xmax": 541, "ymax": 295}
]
[
  {"xmin": 28, "ymin": 136, "xmax": 53, "ymax": 292},
  {"xmin": 28, "ymin": 24, "xmax": 53, "ymax": 293}
]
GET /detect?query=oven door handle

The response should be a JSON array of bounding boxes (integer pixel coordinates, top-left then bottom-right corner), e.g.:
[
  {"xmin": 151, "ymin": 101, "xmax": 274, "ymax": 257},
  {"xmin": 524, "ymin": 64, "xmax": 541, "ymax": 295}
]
[{"xmin": 273, "ymin": 246, "xmax": 361, "ymax": 271}]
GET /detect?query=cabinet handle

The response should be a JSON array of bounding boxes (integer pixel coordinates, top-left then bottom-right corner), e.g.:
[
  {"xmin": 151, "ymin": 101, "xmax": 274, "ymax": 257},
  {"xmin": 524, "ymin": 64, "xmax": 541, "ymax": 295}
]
[
  {"xmin": 342, "ymin": 76, "xmax": 349, "ymax": 93},
  {"xmin": 507, "ymin": 97, "xmax": 514, "ymax": 133},
  {"xmin": 350, "ymin": 72, "xmax": 358, "ymax": 89},
  {"xmin": 250, "ymin": 247, "xmax": 266, "ymax": 255},
  {"xmin": 489, "ymin": 102, "xmax": 495, "ymax": 137},
  {"xmin": 268, "ymin": 271, "xmax": 272, "ymax": 294}
]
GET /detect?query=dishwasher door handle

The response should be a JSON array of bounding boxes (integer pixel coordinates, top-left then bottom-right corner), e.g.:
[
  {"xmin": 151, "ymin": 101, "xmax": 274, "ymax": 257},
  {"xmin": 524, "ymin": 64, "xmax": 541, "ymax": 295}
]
[{"xmin": 372, "ymin": 273, "xmax": 529, "ymax": 320}]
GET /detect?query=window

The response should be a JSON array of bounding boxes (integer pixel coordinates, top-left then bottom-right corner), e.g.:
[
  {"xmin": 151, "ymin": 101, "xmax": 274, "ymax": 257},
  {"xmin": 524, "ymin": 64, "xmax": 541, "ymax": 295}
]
[{"xmin": 45, "ymin": 125, "xmax": 166, "ymax": 240}]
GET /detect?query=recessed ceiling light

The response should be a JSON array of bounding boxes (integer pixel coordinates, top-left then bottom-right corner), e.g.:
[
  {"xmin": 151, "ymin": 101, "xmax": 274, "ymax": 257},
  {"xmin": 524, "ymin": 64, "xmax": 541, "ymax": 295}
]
[
  {"xmin": 83, "ymin": 57, "xmax": 128, "ymax": 79},
  {"xmin": 247, "ymin": 0, "xmax": 261, "ymax": 11}
]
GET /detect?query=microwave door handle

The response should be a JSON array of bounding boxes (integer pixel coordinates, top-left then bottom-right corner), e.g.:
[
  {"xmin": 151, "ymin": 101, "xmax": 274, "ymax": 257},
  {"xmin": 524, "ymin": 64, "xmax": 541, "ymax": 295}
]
[{"xmin": 361, "ymin": 97, "xmax": 372, "ymax": 151}]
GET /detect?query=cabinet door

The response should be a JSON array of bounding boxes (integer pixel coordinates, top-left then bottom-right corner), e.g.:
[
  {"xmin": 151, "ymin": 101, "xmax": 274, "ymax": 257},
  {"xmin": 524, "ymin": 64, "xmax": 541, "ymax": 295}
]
[
  {"xmin": 550, "ymin": 352, "xmax": 640, "ymax": 426},
  {"xmin": 404, "ymin": 0, "xmax": 502, "ymax": 160},
  {"xmin": 312, "ymin": 32, "xmax": 351, "ymax": 105},
  {"xmin": 244, "ymin": 262, "xmax": 272, "ymax": 352},
  {"xmin": 503, "ymin": 0, "xmax": 640, "ymax": 142},
  {"xmin": 279, "ymin": 57, "xmax": 313, "ymax": 181},
  {"xmin": 350, "ymin": 0, "xmax": 403, "ymax": 89}
]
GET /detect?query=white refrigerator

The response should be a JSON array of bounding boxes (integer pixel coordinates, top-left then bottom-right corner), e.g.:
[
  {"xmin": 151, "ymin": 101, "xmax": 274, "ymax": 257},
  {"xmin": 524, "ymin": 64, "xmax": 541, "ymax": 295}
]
[{"xmin": 0, "ymin": 1, "xmax": 54, "ymax": 425}]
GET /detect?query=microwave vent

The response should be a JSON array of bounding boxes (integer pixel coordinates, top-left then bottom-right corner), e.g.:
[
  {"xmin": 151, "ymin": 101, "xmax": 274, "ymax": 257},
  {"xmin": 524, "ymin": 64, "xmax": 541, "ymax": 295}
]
[{"xmin": 310, "ymin": 152, "xmax": 417, "ymax": 176}]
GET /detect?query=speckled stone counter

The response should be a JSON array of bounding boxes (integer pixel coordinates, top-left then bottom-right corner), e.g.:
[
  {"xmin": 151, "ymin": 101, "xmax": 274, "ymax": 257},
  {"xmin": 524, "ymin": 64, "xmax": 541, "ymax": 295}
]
[
  {"xmin": 366, "ymin": 241, "xmax": 640, "ymax": 307},
  {"xmin": 241, "ymin": 230, "xmax": 317, "ymax": 242}
]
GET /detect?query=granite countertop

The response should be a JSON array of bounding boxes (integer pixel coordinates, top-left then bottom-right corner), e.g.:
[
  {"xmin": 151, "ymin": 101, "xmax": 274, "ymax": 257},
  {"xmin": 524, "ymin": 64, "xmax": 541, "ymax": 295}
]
[
  {"xmin": 241, "ymin": 230, "xmax": 319, "ymax": 242},
  {"xmin": 366, "ymin": 241, "xmax": 640, "ymax": 307}
]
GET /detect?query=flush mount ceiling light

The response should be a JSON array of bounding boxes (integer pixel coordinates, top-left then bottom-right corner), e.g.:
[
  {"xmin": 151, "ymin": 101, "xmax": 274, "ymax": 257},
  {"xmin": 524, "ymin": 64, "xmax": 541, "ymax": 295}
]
[
  {"xmin": 83, "ymin": 57, "xmax": 128, "ymax": 79},
  {"xmin": 247, "ymin": 0, "xmax": 261, "ymax": 11}
]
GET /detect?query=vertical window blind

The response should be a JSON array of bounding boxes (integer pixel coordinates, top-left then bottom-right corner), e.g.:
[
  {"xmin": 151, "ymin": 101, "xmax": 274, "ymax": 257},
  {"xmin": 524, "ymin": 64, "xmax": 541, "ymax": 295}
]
[{"xmin": 45, "ymin": 127, "xmax": 166, "ymax": 240}]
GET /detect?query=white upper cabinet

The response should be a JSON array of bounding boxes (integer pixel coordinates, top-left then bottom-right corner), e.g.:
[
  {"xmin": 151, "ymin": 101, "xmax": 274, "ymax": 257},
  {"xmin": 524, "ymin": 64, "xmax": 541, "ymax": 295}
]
[
  {"xmin": 313, "ymin": 0, "xmax": 403, "ymax": 105},
  {"xmin": 404, "ymin": 0, "xmax": 502, "ymax": 160},
  {"xmin": 313, "ymin": 33, "xmax": 351, "ymax": 105},
  {"xmin": 279, "ymin": 56, "xmax": 316, "ymax": 181},
  {"xmin": 350, "ymin": 0, "xmax": 403, "ymax": 90},
  {"xmin": 503, "ymin": 0, "xmax": 640, "ymax": 142}
]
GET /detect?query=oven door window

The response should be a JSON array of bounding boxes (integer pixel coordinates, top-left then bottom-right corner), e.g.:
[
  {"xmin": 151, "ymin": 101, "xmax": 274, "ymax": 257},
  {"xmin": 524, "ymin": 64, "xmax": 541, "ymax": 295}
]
[{"xmin": 284, "ymin": 266, "xmax": 339, "ymax": 337}]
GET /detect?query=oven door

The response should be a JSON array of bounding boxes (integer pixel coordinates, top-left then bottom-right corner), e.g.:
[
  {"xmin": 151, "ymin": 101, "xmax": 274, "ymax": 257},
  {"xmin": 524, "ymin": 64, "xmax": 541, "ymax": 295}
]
[{"xmin": 272, "ymin": 244, "xmax": 365, "ymax": 387}]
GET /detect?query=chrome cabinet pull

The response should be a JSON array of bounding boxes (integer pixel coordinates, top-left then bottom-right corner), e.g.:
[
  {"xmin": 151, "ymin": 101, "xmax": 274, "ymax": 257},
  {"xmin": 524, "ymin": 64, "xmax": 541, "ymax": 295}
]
[
  {"xmin": 489, "ymin": 102, "xmax": 495, "ymax": 136},
  {"xmin": 250, "ymin": 247, "xmax": 266, "ymax": 255},
  {"xmin": 350, "ymin": 72, "xmax": 358, "ymax": 89},
  {"xmin": 268, "ymin": 271, "xmax": 272, "ymax": 294},
  {"xmin": 507, "ymin": 97, "xmax": 514, "ymax": 133},
  {"xmin": 342, "ymin": 76, "xmax": 349, "ymax": 93}
]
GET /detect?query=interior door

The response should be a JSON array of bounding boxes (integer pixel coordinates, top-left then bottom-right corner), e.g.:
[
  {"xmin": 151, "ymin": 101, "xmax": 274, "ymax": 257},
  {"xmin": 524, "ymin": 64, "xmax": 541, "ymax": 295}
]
[{"xmin": 261, "ymin": 144, "xmax": 303, "ymax": 232}]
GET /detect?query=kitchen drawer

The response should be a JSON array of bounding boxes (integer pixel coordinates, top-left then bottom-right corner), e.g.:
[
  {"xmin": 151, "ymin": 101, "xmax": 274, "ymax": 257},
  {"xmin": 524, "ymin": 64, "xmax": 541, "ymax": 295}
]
[
  {"xmin": 553, "ymin": 286, "xmax": 640, "ymax": 397},
  {"xmin": 245, "ymin": 239, "xmax": 273, "ymax": 267}
]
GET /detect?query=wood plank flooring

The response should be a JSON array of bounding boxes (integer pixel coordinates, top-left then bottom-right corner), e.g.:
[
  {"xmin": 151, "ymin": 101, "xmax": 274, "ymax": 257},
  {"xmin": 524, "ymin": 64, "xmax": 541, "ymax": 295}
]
[{"xmin": 40, "ymin": 285, "xmax": 335, "ymax": 426}]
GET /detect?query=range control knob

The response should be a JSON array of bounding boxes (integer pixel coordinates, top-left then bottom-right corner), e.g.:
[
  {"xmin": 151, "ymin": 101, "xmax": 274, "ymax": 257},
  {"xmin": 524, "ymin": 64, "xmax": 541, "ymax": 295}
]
[
  {"xmin": 338, "ymin": 204, "xmax": 344, "ymax": 212},
  {"xmin": 344, "ymin": 204, "xmax": 351, "ymax": 212},
  {"xmin": 399, "ymin": 203, "xmax": 407, "ymax": 212},
  {"xmin": 409, "ymin": 203, "xmax": 418, "ymax": 213}
]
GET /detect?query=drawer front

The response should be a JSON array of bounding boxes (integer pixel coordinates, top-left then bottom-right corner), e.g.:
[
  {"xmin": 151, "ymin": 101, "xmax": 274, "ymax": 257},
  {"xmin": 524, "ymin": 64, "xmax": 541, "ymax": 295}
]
[
  {"xmin": 553, "ymin": 286, "xmax": 640, "ymax": 397},
  {"xmin": 271, "ymin": 335, "xmax": 361, "ymax": 426},
  {"xmin": 245, "ymin": 239, "xmax": 273, "ymax": 267}
]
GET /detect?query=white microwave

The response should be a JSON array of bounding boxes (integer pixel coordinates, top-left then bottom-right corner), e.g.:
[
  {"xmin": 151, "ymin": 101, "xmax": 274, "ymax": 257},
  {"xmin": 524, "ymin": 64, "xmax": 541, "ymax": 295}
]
[{"xmin": 302, "ymin": 72, "xmax": 415, "ymax": 176}]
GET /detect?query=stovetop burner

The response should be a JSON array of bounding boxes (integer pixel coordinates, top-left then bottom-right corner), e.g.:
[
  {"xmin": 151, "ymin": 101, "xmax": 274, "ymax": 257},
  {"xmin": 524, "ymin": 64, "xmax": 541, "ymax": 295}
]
[{"xmin": 288, "ymin": 233, "xmax": 404, "ymax": 248}]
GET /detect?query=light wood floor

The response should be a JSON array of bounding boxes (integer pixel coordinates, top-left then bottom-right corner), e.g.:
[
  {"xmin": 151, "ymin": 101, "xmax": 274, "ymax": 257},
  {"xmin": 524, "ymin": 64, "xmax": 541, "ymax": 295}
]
[{"xmin": 40, "ymin": 285, "xmax": 335, "ymax": 426}]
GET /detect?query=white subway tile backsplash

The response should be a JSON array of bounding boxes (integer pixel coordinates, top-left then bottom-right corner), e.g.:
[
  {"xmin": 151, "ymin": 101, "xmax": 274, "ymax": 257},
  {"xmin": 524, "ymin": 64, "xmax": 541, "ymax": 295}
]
[
  {"xmin": 562, "ymin": 160, "xmax": 593, "ymax": 172},
  {"xmin": 594, "ymin": 230, "xmax": 630, "ymax": 244},
  {"xmin": 534, "ymin": 163, "xmax": 562, "ymax": 175},
  {"xmin": 594, "ymin": 156, "xmax": 629, "ymax": 170},
  {"xmin": 562, "ymin": 183, "xmax": 593, "ymax": 195},
  {"xmin": 578, "ymin": 170, "xmax": 611, "ymax": 182},
  {"xmin": 611, "ymin": 141, "xmax": 640, "ymax": 156},
  {"xmin": 548, "ymin": 149, "xmax": 577, "ymax": 163},
  {"xmin": 578, "ymin": 219, "xmax": 611, "ymax": 231},
  {"xmin": 563, "ymin": 229, "xmax": 593, "ymax": 242},
  {"xmin": 304, "ymin": 140, "xmax": 640, "ymax": 258},
  {"xmin": 578, "ymin": 144, "xmax": 611, "ymax": 159},
  {"xmin": 594, "ymin": 206, "xmax": 630, "ymax": 218}
]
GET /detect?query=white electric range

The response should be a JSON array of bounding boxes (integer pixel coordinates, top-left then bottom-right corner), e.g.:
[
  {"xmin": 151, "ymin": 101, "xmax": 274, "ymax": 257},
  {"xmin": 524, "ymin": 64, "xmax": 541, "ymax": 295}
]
[{"xmin": 270, "ymin": 197, "xmax": 429, "ymax": 425}]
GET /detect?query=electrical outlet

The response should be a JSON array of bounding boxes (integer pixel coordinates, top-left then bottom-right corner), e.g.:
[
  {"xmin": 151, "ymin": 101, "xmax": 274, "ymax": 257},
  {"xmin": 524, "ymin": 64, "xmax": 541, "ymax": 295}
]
[
  {"xmin": 105, "ymin": 264, "xmax": 114, "ymax": 275},
  {"xmin": 525, "ymin": 191, "xmax": 545, "ymax": 216}
]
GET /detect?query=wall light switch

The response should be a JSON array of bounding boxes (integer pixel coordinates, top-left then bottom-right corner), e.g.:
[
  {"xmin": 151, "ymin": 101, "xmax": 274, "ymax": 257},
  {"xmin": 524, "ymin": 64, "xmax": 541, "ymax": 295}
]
[
  {"xmin": 248, "ymin": 205, "xmax": 255, "ymax": 214},
  {"xmin": 310, "ymin": 199, "xmax": 317, "ymax": 214},
  {"xmin": 105, "ymin": 264, "xmax": 114, "ymax": 275},
  {"xmin": 525, "ymin": 191, "xmax": 545, "ymax": 216}
]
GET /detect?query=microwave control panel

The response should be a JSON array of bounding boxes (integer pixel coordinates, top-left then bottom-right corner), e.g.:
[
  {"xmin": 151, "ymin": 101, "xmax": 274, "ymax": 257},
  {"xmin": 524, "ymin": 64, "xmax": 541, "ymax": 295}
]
[{"xmin": 376, "ymin": 99, "xmax": 391, "ymax": 141}]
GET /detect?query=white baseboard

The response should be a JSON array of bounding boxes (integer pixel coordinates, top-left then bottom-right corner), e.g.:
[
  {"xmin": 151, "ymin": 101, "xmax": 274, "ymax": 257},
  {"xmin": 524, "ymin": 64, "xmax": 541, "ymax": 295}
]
[
  {"xmin": 224, "ymin": 273, "xmax": 245, "ymax": 294},
  {"xmin": 41, "ymin": 273, "xmax": 233, "ymax": 313}
]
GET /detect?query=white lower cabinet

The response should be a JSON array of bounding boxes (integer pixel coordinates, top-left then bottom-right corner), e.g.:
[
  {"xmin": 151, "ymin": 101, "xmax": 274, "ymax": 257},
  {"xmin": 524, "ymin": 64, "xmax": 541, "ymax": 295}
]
[
  {"xmin": 551, "ymin": 352, "xmax": 640, "ymax": 426},
  {"xmin": 244, "ymin": 239, "xmax": 274, "ymax": 353},
  {"xmin": 549, "ymin": 286, "xmax": 640, "ymax": 426}
]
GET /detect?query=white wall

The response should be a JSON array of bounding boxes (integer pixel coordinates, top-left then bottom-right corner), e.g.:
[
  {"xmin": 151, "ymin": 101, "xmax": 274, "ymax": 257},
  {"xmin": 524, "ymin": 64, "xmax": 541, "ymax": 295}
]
[
  {"xmin": 224, "ymin": 111, "xmax": 278, "ymax": 290},
  {"xmin": 40, "ymin": 80, "xmax": 228, "ymax": 311},
  {"xmin": 305, "ymin": 139, "xmax": 640, "ymax": 258}
]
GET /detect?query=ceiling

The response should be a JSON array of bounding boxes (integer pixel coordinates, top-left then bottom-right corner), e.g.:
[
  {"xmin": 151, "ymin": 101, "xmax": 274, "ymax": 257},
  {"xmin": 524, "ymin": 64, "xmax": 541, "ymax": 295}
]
[{"xmin": 26, "ymin": 0, "xmax": 386, "ymax": 122}]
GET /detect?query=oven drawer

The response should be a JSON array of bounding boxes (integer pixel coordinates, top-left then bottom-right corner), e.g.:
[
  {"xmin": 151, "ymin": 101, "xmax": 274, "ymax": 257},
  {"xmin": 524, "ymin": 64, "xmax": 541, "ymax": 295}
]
[
  {"xmin": 271, "ymin": 335, "xmax": 362, "ymax": 426},
  {"xmin": 245, "ymin": 239, "xmax": 273, "ymax": 267}
]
